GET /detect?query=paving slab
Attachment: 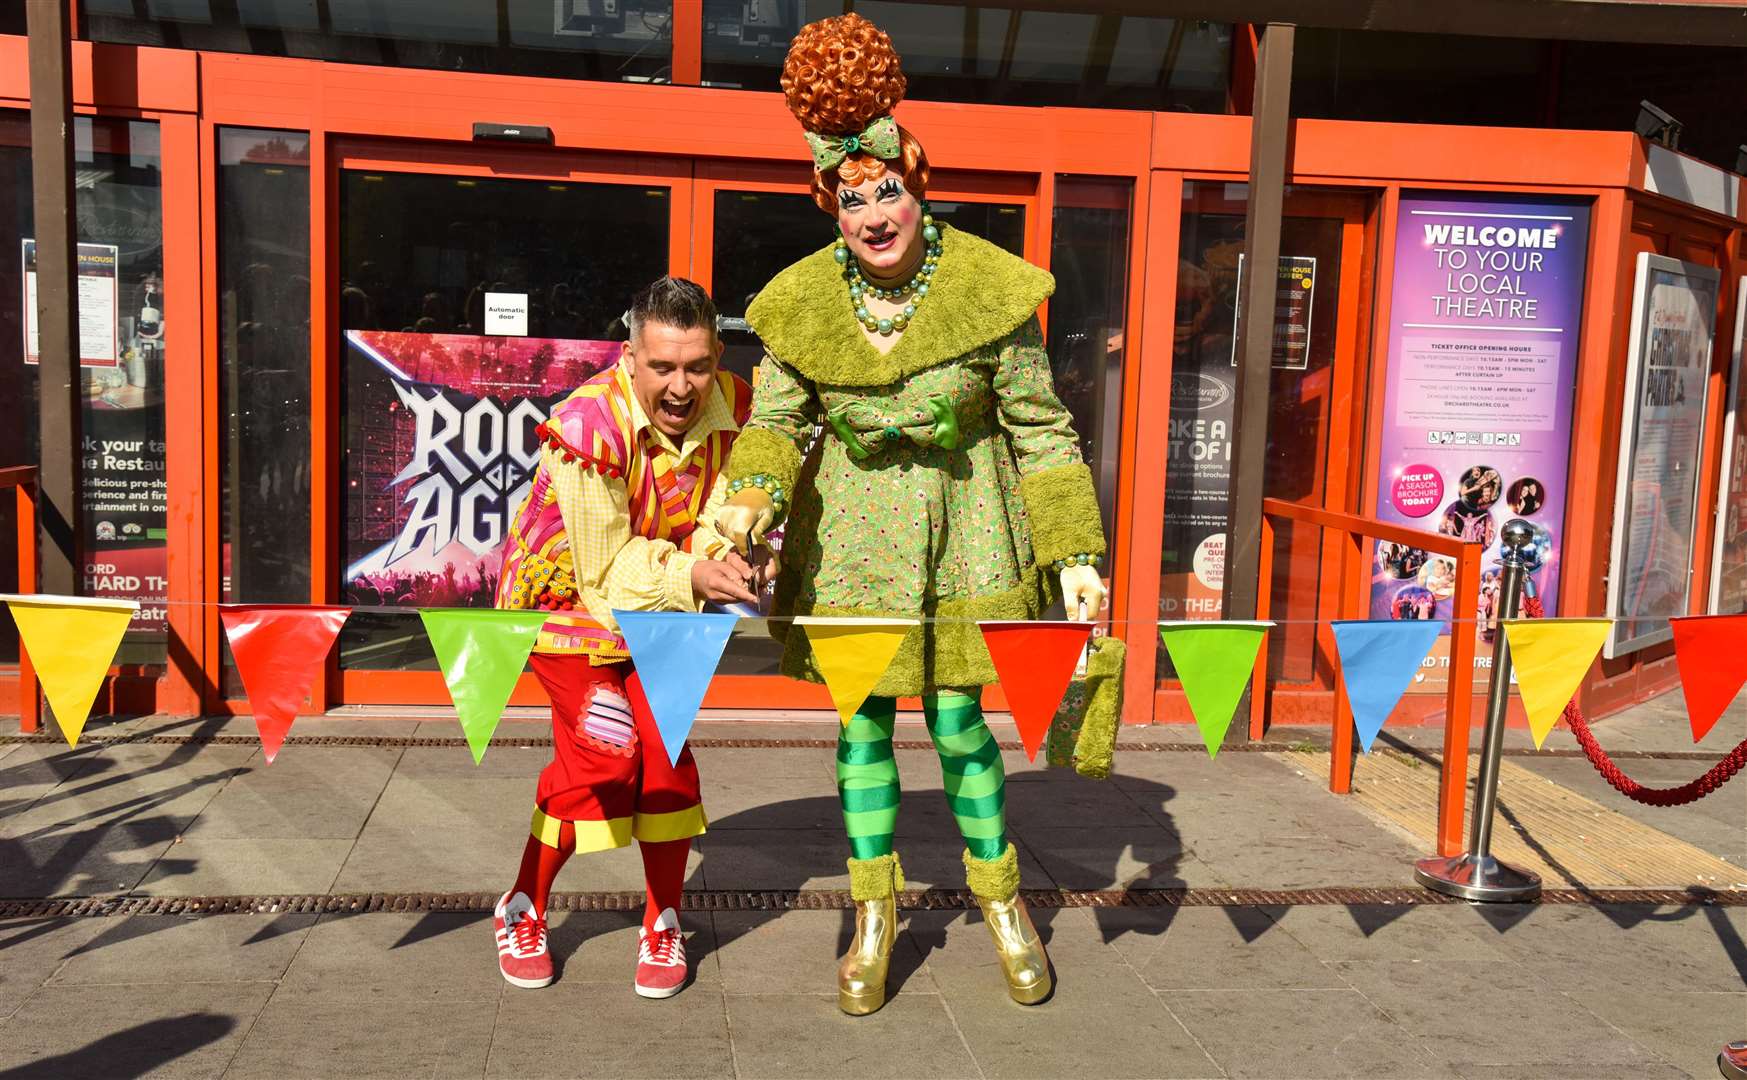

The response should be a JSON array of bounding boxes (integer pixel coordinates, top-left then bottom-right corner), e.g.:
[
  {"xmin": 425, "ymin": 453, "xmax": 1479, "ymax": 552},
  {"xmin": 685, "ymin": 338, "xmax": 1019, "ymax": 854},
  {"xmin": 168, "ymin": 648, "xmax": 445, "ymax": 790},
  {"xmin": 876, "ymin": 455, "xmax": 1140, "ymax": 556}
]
[
  {"xmin": 0, "ymin": 826, "xmax": 183, "ymax": 896},
  {"xmin": 1270, "ymin": 904, "xmax": 1515, "ymax": 964},
  {"xmin": 178, "ymin": 747, "xmax": 400, "ymax": 840},
  {"xmin": 277, "ymin": 912, "xmax": 507, "ymax": 1001},
  {"xmin": 486, "ymin": 981, "xmax": 734, "ymax": 1079},
  {"xmin": 695, "ymin": 770, "xmax": 841, "ymax": 829},
  {"xmin": 913, "ymin": 907, "xmax": 1224, "ymax": 1079},
  {"xmin": 391, "ymin": 743, "xmax": 546, "ymax": 780},
  {"xmin": 1334, "ymin": 959, "xmax": 1666, "ymax": 1073},
  {"xmin": 1469, "ymin": 902, "xmax": 1747, "ymax": 993},
  {"xmin": 49, "ymin": 913, "xmax": 316, "ymax": 986},
  {"xmin": 1565, "ymin": 987, "xmax": 1747, "ymax": 1080},
  {"xmin": 225, "ymin": 993, "xmax": 496, "ymax": 1080},
  {"xmin": 1095, "ymin": 905, "xmax": 1350, "ymax": 991},
  {"xmin": 709, "ymin": 909, "xmax": 934, "ymax": 999},
  {"xmin": 1014, "ymin": 823, "xmax": 1218, "ymax": 889},
  {"xmin": 0, "ymin": 742, "xmax": 105, "ymax": 818},
  {"xmin": 0, "ymin": 981, "xmax": 274, "ymax": 1079},
  {"xmin": 724, "ymin": 991, "xmax": 980, "ymax": 1080},
  {"xmin": 1159, "ymin": 987, "xmax": 1458, "ymax": 1079},
  {"xmin": 134, "ymin": 837, "xmax": 356, "ymax": 895},
  {"xmin": 0, "ymin": 918, "xmax": 108, "ymax": 1020},
  {"xmin": 0, "ymin": 742, "xmax": 254, "ymax": 842}
]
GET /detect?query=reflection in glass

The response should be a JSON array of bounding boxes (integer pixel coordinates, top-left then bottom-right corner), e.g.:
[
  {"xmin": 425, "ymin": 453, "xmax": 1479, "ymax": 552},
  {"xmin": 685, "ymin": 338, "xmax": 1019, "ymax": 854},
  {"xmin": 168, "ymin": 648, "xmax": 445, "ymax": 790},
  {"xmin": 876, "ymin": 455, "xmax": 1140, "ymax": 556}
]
[
  {"xmin": 218, "ymin": 129, "xmax": 313, "ymax": 696},
  {"xmin": 1047, "ymin": 179, "xmax": 1130, "ymax": 547},
  {"xmin": 338, "ymin": 171, "xmax": 669, "ymax": 671},
  {"xmin": 1160, "ymin": 182, "xmax": 1348, "ymax": 682},
  {"xmin": 82, "ymin": 0, "xmax": 675, "ymax": 83},
  {"xmin": 0, "ymin": 114, "xmax": 168, "ymax": 666},
  {"xmin": 703, "ymin": 3, "xmax": 1230, "ymax": 113}
]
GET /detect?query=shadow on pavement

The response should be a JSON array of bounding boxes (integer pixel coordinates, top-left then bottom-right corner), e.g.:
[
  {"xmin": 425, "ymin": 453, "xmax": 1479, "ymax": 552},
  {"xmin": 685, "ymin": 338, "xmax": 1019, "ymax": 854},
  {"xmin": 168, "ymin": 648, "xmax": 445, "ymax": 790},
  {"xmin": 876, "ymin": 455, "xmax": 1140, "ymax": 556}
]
[{"xmin": 0, "ymin": 1013, "xmax": 235, "ymax": 1080}]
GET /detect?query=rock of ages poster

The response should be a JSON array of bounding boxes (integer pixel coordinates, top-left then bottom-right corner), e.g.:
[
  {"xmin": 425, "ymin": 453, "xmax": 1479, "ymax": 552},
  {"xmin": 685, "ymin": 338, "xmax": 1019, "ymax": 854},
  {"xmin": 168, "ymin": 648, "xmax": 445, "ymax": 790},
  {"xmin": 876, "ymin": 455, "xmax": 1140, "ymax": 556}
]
[
  {"xmin": 341, "ymin": 331, "xmax": 620, "ymax": 609},
  {"xmin": 1370, "ymin": 194, "xmax": 1590, "ymax": 692}
]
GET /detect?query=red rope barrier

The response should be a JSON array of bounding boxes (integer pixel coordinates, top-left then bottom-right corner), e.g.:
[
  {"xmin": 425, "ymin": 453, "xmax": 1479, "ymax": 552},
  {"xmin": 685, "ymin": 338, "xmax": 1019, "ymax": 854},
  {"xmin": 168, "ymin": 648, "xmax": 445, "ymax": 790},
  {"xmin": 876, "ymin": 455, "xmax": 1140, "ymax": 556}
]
[{"xmin": 1522, "ymin": 595, "xmax": 1747, "ymax": 806}]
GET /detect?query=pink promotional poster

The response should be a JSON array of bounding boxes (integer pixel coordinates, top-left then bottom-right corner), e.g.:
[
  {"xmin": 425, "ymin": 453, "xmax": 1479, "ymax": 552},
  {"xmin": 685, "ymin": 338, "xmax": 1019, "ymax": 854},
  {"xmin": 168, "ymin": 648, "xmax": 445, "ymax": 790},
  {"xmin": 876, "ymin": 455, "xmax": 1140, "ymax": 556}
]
[
  {"xmin": 1370, "ymin": 194, "xmax": 1590, "ymax": 691},
  {"xmin": 342, "ymin": 330, "xmax": 620, "ymax": 609}
]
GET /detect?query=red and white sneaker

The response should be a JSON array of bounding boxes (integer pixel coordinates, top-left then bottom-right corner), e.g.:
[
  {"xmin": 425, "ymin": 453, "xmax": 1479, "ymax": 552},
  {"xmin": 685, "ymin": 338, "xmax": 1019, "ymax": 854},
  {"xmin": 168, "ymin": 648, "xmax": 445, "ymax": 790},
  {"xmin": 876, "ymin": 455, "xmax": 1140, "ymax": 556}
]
[
  {"xmin": 634, "ymin": 907, "xmax": 687, "ymax": 999},
  {"xmin": 494, "ymin": 891, "xmax": 553, "ymax": 989}
]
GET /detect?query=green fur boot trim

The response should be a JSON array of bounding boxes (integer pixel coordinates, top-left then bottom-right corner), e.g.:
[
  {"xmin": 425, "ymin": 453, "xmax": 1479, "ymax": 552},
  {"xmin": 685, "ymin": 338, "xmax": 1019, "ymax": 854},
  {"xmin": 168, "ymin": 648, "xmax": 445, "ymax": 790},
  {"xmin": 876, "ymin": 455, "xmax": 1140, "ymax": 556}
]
[
  {"xmin": 847, "ymin": 852, "xmax": 905, "ymax": 901},
  {"xmin": 1073, "ymin": 636, "xmax": 1128, "ymax": 781},
  {"xmin": 963, "ymin": 843, "xmax": 1021, "ymax": 901}
]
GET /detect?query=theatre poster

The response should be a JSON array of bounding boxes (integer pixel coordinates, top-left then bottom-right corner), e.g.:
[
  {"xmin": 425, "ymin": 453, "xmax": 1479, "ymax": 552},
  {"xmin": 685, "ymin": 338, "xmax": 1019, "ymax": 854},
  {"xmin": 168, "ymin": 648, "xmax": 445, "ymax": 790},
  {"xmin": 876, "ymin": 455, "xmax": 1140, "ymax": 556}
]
[
  {"xmin": 1606, "ymin": 254, "xmax": 1720, "ymax": 656},
  {"xmin": 1370, "ymin": 194, "xmax": 1590, "ymax": 693}
]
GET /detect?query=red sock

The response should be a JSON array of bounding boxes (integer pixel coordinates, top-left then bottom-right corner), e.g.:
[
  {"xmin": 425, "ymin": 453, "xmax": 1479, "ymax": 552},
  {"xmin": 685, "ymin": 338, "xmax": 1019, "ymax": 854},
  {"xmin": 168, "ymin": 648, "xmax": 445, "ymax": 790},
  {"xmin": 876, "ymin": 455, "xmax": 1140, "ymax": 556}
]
[
  {"xmin": 512, "ymin": 820, "xmax": 575, "ymax": 917},
  {"xmin": 638, "ymin": 837, "xmax": 691, "ymax": 932}
]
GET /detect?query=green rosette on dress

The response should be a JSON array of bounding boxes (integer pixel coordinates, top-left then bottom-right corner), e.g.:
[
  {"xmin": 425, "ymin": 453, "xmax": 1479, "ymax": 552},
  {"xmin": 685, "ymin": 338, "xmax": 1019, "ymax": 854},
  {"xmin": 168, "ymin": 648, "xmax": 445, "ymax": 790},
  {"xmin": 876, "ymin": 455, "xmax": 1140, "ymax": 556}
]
[{"xmin": 727, "ymin": 225, "xmax": 1107, "ymax": 696}]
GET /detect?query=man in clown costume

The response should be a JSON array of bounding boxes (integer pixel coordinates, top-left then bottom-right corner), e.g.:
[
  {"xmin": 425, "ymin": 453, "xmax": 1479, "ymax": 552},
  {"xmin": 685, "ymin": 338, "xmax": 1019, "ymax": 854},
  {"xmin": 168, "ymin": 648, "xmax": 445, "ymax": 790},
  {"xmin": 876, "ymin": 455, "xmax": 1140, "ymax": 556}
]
[{"xmin": 492, "ymin": 276, "xmax": 760, "ymax": 997}]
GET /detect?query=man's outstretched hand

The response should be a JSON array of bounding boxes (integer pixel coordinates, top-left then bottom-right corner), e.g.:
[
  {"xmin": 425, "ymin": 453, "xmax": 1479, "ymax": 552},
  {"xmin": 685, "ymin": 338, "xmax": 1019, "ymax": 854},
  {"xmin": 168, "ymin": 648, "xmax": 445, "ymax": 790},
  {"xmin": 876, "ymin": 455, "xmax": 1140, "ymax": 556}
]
[{"xmin": 691, "ymin": 555, "xmax": 760, "ymax": 605}]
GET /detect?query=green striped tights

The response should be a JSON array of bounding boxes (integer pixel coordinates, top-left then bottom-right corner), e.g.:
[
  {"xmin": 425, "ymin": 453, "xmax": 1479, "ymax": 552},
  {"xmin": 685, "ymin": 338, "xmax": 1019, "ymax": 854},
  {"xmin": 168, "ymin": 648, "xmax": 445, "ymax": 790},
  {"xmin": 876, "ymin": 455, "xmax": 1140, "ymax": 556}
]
[{"xmin": 836, "ymin": 691, "xmax": 1005, "ymax": 861}]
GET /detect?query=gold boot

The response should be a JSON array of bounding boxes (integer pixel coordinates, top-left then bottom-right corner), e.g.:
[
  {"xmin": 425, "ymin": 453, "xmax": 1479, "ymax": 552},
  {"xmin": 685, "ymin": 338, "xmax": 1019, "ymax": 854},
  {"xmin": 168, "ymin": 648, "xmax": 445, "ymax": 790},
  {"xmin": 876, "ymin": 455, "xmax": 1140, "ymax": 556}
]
[
  {"xmin": 838, "ymin": 853, "xmax": 903, "ymax": 1015},
  {"xmin": 966, "ymin": 845, "xmax": 1052, "ymax": 1005}
]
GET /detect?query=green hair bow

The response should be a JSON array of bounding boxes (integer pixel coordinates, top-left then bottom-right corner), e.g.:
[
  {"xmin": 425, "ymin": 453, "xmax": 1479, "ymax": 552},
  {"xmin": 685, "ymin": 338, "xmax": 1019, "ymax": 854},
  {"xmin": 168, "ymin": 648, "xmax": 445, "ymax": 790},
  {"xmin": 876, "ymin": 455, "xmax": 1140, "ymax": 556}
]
[{"xmin": 804, "ymin": 115, "xmax": 901, "ymax": 172}]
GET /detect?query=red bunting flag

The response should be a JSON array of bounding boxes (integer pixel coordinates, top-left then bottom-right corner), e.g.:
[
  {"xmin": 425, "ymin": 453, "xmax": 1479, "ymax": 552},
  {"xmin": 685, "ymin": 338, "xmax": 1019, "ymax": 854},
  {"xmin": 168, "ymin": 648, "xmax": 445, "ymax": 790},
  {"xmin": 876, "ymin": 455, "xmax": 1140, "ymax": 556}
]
[
  {"xmin": 220, "ymin": 606, "xmax": 351, "ymax": 763},
  {"xmin": 1670, "ymin": 613, "xmax": 1747, "ymax": 743},
  {"xmin": 979, "ymin": 621, "xmax": 1093, "ymax": 760}
]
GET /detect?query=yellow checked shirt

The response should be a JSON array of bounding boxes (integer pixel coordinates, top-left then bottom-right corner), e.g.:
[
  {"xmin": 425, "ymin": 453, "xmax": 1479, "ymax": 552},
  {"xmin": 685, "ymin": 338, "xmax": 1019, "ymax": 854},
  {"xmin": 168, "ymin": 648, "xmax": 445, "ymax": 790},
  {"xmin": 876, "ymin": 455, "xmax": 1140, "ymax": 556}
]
[{"xmin": 505, "ymin": 358, "xmax": 741, "ymax": 660}]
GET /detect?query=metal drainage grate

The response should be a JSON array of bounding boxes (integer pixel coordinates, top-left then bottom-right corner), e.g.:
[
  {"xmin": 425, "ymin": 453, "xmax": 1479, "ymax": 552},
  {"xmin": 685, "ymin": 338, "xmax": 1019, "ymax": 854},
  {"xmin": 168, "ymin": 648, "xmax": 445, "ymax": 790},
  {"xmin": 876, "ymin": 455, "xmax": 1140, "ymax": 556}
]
[{"xmin": 0, "ymin": 886, "xmax": 1737, "ymax": 920}]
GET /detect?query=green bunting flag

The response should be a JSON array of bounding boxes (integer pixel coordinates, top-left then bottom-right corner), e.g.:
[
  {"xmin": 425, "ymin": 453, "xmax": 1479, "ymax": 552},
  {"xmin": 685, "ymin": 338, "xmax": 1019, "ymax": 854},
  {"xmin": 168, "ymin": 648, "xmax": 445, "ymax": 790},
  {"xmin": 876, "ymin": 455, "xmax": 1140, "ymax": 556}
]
[
  {"xmin": 419, "ymin": 609, "xmax": 548, "ymax": 763},
  {"xmin": 1159, "ymin": 621, "xmax": 1272, "ymax": 759}
]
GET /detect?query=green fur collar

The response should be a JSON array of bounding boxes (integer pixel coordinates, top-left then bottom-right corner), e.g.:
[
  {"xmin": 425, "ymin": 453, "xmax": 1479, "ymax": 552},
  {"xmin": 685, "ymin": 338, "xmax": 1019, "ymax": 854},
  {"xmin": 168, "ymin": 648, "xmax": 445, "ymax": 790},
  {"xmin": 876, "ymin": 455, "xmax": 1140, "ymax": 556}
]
[{"xmin": 746, "ymin": 223, "xmax": 1054, "ymax": 387}]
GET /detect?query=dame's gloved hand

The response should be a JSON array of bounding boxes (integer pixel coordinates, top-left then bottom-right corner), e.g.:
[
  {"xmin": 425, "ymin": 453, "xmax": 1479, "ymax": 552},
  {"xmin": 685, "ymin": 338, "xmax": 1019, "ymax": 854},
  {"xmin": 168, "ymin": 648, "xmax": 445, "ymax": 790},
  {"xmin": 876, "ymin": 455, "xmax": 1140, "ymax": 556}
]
[
  {"xmin": 1060, "ymin": 564, "xmax": 1107, "ymax": 621},
  {"xmin": 715, "ymin": 489, "xmax": 774, "ymax": 555}
]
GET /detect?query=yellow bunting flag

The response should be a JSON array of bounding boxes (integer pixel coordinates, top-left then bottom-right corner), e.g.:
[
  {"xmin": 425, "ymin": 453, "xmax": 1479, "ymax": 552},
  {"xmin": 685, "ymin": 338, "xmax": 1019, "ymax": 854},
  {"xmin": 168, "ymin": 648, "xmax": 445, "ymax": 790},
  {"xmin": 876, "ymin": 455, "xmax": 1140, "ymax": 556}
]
[
  {"xmin": 795, "ymin": 617, "xmax": 917, "ymax": 725},
  {"xmin": 3, "ymin": 594, "xmax": 138, "ymax": 747},
  {"xmin": 1500, "ymin": 618, "xmax": 1611, "ymax": 749}
]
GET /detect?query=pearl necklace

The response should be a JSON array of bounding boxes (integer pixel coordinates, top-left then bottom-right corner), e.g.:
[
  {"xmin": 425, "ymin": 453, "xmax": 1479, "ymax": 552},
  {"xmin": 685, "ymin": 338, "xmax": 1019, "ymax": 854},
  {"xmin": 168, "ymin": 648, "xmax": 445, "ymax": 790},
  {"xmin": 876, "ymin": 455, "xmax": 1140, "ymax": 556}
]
[{"xmin": 835, "ymin": 212, "xmax": 943, "ymax": 336}]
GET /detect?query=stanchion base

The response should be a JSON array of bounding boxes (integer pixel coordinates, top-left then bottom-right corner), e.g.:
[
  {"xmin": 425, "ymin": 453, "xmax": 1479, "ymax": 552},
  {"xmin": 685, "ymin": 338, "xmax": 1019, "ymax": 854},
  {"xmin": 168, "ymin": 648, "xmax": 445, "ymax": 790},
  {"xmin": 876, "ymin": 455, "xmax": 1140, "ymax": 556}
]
[
  {"xmin": 1720, "ymin": 1040, "xmax": 1747, "ymax": 1079},
  {"xmin": 1414, "ymin": 854, "xmax": 1542, "ymax": 902}
]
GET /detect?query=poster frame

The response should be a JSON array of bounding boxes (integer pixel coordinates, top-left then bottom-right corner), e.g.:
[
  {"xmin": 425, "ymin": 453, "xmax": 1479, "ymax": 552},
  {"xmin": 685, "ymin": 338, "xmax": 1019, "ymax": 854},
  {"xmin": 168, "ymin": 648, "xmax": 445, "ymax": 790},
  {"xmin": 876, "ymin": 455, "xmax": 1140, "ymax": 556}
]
[
  {"xmin": 1709, "ymin": 276, "xmax": 1747, "ymax": 614},
  {"xmin": 1604, "ymin": 252, "xmax": 1721, "ymax": 657}
]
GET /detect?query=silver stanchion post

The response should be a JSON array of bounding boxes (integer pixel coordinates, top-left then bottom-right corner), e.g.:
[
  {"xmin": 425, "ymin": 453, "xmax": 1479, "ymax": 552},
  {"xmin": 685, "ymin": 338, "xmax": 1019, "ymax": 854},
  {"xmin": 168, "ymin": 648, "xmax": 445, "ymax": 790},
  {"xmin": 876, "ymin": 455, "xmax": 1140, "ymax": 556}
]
[
  {"xmin": 1721, "ymin": 1041, "xmax": 1747, "ymax": 1079},
  {"xmin": 1414, "ymin": 518, "xmax": 1543, "ymax": 902}
]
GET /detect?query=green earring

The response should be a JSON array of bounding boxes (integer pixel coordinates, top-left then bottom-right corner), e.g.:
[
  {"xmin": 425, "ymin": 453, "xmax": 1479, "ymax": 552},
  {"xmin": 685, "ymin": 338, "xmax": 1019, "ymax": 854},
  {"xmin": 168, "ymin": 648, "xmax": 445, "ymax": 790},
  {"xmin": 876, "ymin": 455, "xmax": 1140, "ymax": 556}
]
[{"xmin": 833, "ymin": 236, "xmax": 849, "ymax": 265}]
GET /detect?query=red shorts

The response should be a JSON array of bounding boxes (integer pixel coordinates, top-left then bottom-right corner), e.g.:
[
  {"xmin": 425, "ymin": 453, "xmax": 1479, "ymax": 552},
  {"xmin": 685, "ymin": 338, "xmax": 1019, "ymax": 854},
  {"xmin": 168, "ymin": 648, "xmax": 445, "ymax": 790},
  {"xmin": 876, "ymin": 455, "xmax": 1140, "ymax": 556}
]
[{"xmin": 528, "ymin": 654, "xmax": 706, "ymax": 854}]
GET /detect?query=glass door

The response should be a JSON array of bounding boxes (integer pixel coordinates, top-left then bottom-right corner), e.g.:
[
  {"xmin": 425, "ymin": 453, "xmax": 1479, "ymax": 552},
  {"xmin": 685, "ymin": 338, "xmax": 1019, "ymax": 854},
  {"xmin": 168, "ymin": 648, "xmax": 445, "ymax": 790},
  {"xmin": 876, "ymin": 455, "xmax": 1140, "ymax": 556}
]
[
  {"xmin": 1160, "ymin": 182, "xmax": 1374, "ymax": 688},
  {"xmin": 331, "ymin": 142, "xmax": 686, "ymax": 698}
]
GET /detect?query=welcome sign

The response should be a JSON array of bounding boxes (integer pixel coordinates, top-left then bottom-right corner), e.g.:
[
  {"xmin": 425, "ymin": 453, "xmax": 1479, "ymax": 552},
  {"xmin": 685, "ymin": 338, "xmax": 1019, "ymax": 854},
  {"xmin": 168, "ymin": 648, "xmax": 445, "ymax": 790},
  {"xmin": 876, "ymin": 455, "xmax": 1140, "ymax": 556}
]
[{"xmin": 1371, "ymin": 194, "xmax": 1591, "ymax": 692}]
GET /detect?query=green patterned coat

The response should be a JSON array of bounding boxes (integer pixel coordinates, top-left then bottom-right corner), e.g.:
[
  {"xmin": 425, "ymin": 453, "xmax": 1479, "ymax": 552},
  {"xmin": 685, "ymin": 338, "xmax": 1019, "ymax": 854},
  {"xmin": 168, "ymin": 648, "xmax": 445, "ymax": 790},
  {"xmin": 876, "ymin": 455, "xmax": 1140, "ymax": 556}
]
[{"xmin": 724, "ymin": 225, "xmax": 1106, "ymax": 696}]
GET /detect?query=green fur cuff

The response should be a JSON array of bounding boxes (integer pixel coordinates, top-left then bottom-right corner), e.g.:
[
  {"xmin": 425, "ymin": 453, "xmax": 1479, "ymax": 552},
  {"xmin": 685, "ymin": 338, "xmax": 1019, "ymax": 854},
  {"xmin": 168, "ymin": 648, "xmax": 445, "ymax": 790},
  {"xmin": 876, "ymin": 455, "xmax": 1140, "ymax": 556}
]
[
  {"xmin": 724, "ymin": 427, "xmax": 803, "ymax": 493},
  {"xmin": 1019, "ymin": 463, "xmax": 1106, "ymax": 569},
  {"xmin": 963, "ymin": 843, "xmax": 1021, "ymax": 901},
  {"xmin": 1073, "ymin": 636, "xmax": 1128, "ymax": 780},
  {"xmin": 848, "ymin": 852, "xmax": 905, "ymax": 901}
]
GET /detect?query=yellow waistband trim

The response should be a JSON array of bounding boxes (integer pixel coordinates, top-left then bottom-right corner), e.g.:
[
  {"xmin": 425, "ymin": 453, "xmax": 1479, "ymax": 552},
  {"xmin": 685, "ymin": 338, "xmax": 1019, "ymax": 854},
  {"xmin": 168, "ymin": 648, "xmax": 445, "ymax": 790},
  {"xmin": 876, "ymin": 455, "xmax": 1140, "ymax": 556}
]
[
  {"xmin": 530, "ymin": 805, "xmax": 635, "ymax": 854},
  {"xmin": 632, "ymin": 805, "xmax": 708, "ymax": 843}
]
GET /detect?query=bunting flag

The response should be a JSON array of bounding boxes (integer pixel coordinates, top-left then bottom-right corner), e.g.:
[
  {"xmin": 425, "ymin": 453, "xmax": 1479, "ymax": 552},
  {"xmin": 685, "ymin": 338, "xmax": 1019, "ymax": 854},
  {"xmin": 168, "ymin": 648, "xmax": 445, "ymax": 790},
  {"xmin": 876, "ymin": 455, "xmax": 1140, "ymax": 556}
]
[
  {"xmin": 419, "ymin": 608, "xmax": 547, "ymax": 763},
  {"xmin": 2, "ymin": 594, "xmax": 138, "ymax": 747},
  {"xmin": 614, "ymin": 610, "xmax": 738, "ymax": 765},
  {"xmin": 1159, "ymin": 621, "xmax": 1271, "ymax": 759},
  {"xmin": 795, "ymin": 617, "xmax": 916, "ymax": 725},
  {"xmin": 1500, "ymin": 618, "xmax": 1611, "ymax": 749},
  {"xmin": 1669, "ymin": 614, "xmax": 1747, "ymax": 743},
  {"xmin": 1330, "ymin": 619, "xmax": 1443, "ymax": 752},
  {"xmin": 219, "ymin": 605, "xmax": 351, "ymax": 764},
  {"xmin": 979, "ymin": 620, "xmax": 1093, "ymax": 761}
]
